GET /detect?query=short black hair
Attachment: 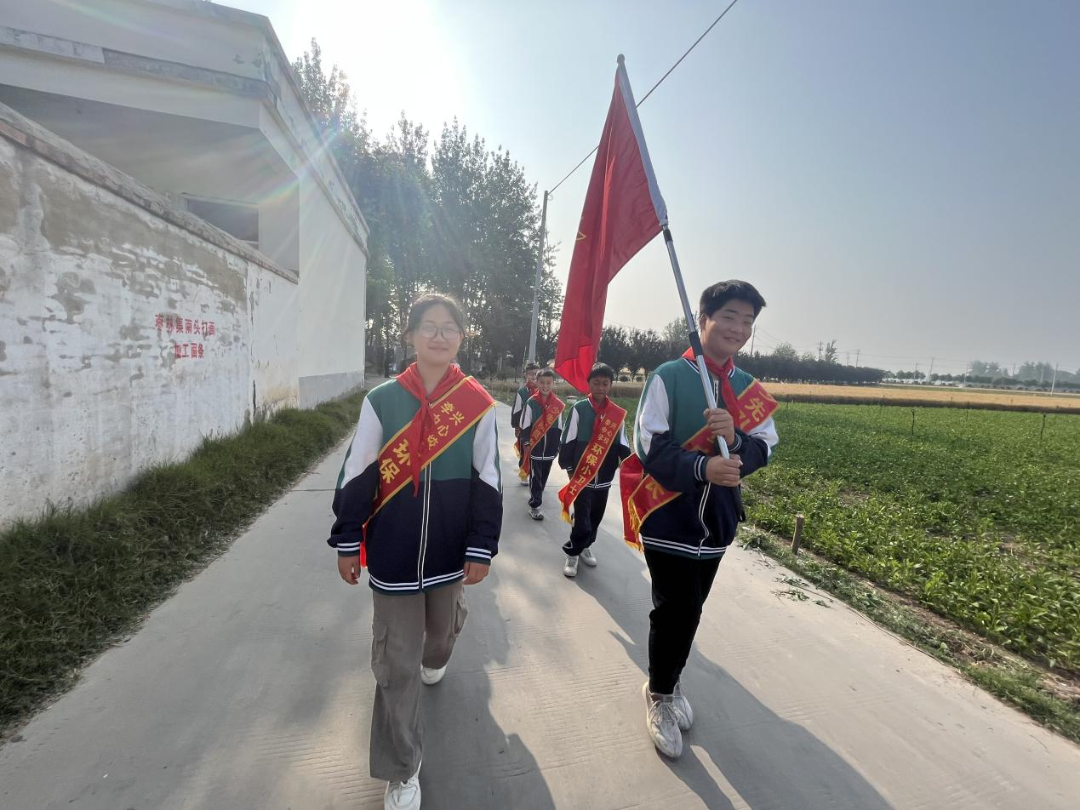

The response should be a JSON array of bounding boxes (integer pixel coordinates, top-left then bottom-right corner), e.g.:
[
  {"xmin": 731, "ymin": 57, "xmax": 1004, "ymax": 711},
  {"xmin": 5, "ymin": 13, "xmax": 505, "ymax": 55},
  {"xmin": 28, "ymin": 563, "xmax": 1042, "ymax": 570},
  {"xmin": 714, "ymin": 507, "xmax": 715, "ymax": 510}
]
[
  {"xmin": 525, "ymin": 362, "xmax": 541, "ymax": 372},
  {"xmin": 699, "ymin": 280, "xmax": 766, "ymax": 319},
  {"xmin": 536, "ymin": 368, "xmax": 556, "ymax": 381},
  {"xmin": 588, "ymin": 363, "xmax": 615, "ymax": 382}
]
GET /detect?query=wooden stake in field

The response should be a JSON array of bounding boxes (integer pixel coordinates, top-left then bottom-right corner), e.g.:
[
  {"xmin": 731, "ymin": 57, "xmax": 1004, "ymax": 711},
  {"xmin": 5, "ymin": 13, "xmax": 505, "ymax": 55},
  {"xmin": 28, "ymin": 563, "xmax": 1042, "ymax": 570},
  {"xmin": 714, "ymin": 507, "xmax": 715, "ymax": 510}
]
[
  {"xmin": 791, "ymin": 513, "xmax": 805, "ymax": 555},
  {"xmin": 911, "ymin": 408, "xmax": 916, "ymax": 437}
]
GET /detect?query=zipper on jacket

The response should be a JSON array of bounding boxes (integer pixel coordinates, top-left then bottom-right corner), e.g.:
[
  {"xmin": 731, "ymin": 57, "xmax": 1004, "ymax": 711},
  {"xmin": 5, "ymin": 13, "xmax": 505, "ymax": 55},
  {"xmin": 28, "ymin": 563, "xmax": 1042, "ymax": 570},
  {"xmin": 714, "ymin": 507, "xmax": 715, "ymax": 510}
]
[
  {"xmin": 418, "ymin": 464, "xmax": 432, "ymax": 588},
  {"xmin": 697, "ymin": 375, "xmax": 722, "ymax": 557}
]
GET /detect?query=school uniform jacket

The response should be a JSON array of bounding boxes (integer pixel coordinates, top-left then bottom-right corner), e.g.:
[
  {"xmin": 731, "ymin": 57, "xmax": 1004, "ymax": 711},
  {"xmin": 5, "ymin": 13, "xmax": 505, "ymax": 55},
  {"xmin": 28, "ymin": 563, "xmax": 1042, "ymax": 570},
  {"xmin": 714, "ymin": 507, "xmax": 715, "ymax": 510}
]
[
  {"xmin": 327, "ymin": 379, "xmax": 502, "ymax": 593},
  {"xmin": 558, "ymin": 398, "xmax": 631, "ymax": 490},
  {"xmin": 510, "ymin": 385, "xmax": 532, "ymax": 431},
  {"xmin": 634, "ymin": 357, "xmax": 778, "ymax": 560},
  {"xmin": 518, "ymin": 395, "xmax": 563, "ymax": 461}
]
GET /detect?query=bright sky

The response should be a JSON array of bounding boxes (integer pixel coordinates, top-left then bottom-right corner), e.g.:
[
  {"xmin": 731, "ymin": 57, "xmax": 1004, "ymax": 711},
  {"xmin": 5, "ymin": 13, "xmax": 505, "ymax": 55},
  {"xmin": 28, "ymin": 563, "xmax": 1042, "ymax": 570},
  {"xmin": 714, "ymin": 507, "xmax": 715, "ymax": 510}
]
[{"xmin": 229, "ymin": 0, "xmax": 1080, "ymax": 376}]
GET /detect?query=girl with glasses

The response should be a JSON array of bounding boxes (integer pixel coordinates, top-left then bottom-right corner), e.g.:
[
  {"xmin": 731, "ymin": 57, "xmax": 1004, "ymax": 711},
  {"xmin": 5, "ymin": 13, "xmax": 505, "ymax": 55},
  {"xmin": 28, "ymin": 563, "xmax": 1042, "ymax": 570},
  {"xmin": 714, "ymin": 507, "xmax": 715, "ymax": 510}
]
[{"xmin": 328, "ymin": 293, "xmax": 502, "ymax": 810}]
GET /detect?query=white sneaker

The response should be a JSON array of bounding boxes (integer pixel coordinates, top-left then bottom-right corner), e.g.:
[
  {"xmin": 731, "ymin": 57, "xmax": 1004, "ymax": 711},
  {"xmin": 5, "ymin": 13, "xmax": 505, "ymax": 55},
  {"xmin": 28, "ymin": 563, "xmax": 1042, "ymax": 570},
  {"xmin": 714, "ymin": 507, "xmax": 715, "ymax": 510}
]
[
  {"xmin": 519, "ymin": 479, "xmax": 530, "ymax": 486},
  {"xmin": 580, "ymin": 547, "xmax": 598, "ymax": 567},
  {"xmin": 384, "ymin": 763, "xmax": 421, "ymax": 810},
  {"xmin": 529, "ymin": 507, "xmax": 544, "ymax": 521},
  {"xmin": 672, "ymin": 681, "xmax": 693, "ymax": 731},
  {"xmin": 643, "ymin": 681, "xmax": 683, "ymax": 758},
  {"xmin": 420, "ymin": 664, "xmax": 447, "ymax": 685},
  {"xmin": 563, "ymin": 555, "xmax": 579, "ymax": 578}
]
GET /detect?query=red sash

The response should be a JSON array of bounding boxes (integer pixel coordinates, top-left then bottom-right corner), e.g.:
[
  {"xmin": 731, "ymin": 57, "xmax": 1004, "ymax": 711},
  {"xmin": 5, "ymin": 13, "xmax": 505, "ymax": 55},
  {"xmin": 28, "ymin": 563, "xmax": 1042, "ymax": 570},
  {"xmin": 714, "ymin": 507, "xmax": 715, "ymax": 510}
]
[
  {"xmin": 519, "ymin": 394, "xmax": 565, "ymax": 480},
  {"xmin": 620, "ymin": 355, "xmax": 778, "ymax": 551},
  {"xmin": 513, "ymin": 382, "xmax": 538, "ymax": 461},
  {"xmin": 729, "ymin": 379, "xmax": 779, "ymax": 432},
  {"xmin": 363, "ymin": 376, "xmax": 493, "ymax": 562},
  {"xmin": 557, "ymin": 401, "xmax": 627, "ymax": 522},
  {"xmin": 620, "ymin": 425, "xmax": 715, "ymax": 550},
  {"xmin": 680, "ymin": 348, "xmax": 779, "ymax": 432}
]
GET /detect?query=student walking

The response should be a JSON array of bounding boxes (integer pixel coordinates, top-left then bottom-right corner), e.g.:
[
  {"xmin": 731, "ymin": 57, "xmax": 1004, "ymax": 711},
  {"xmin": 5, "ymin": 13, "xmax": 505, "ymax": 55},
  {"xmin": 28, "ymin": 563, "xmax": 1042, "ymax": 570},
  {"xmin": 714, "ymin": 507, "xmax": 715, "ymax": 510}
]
[
  {"xmin": 557, "ymin": 363, "xmax": 630, "ymax": 577},
  {"xmin": 511, "ymin": 363, "xmax": 541, "ymax": 486},
  {"xmin": 518, "ymin": 368, "xmax": 564, "ymax": 520},
  {"xmin": 623, "ymin": 280, "xmax": 778, "ymax": 760},
  {"xmin": 328, "ymin": 293, "xmax": 502, "ymax": 810}
]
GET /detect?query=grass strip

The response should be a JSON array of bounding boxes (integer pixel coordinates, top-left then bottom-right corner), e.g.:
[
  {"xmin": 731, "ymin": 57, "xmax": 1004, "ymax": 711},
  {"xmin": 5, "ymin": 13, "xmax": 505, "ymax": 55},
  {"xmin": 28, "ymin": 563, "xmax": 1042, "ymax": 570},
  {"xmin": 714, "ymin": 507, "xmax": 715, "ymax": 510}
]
[{"xmin": 0, "ymin": 393, "xmax": 364, "ymax": 735}]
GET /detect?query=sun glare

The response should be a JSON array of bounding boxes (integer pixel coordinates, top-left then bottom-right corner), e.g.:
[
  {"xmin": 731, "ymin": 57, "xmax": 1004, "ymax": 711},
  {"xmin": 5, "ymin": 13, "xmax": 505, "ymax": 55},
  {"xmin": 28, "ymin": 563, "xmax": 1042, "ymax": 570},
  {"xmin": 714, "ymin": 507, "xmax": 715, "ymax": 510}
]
[{"xmin": 299, "ymin": 0, "xmax": 464, "ymax": 138}]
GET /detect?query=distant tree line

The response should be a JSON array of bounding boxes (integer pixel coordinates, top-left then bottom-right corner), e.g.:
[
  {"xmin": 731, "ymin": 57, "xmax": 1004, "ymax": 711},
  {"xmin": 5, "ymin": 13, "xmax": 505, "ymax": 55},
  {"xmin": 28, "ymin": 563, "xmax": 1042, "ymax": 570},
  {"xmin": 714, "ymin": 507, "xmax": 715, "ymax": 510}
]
[
  {"xmin": 595, "ymin": 325, "xmax": 1078, "ymax": 390},
  {"xmin": 593, "ymin": 324, "xmax": 886, "ymax": 384}
]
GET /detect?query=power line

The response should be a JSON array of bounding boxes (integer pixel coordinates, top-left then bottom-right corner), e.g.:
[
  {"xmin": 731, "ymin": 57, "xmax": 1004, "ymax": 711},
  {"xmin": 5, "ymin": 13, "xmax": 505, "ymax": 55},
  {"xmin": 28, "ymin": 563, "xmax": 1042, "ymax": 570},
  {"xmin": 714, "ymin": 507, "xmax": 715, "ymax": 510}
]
[{"xmin": 549, "ymin": 0, "xmax": 742, "ymax": 195}]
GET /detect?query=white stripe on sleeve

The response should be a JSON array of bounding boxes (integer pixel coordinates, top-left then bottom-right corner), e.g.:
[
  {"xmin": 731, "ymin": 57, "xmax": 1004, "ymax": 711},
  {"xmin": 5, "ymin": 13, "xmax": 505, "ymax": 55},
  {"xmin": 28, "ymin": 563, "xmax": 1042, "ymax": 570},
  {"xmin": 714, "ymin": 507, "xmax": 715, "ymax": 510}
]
[
  {"xmin": 749, "ymin": 415, "xmax": 779, "ymax": 458},
  {"xmin": 340, "ymin": 397, "xmax": 383, "ymax": 489},
  {"xmin": 635, "ymin": 375, "xmax": 670, "ymax": 457},
  {"xmin": 563, "ymin": 407, "xmax": 580, "ymax": 444},
  {"xmin": 472, "ymin": 408, "xmax": 501, "ymax": 490}
]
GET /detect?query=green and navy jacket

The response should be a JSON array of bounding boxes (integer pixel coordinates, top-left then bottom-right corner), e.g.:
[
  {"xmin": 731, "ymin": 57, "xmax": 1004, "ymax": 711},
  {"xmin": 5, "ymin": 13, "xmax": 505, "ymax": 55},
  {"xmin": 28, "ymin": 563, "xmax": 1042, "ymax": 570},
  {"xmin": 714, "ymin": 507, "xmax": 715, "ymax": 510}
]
[
  {"xmin": 510, "ymin": 384, "xmax": 533, "ymax": 431},
  {"xmin": 634, "ymin": 357, "xmax": 778, "ymax": 560},
  {"xmin": 328, "ymin": 379, "xmax": 503, "ymax": 593},
  {"xmin": 518, "ymin": 395, "xmax": 564, "ymax": 461},
  {"xmin": 558, "ymin": 398, "xmax": 631, "ymax": 490}
]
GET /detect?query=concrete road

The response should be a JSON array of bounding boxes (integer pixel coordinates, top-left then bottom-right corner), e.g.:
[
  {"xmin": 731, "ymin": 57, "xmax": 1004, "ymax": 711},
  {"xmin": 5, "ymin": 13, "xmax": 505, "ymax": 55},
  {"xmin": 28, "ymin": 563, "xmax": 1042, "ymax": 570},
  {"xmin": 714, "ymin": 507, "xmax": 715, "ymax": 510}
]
[{"xmin": 1, "ymin": 403, "xmax": 1077, "ymax": 809}]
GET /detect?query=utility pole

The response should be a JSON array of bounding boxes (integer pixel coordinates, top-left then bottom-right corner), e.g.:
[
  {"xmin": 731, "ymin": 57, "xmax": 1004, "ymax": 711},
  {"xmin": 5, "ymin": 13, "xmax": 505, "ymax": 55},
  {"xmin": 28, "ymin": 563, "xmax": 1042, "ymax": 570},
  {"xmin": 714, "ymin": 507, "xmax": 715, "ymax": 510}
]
[
  {"xmin": 749, "ymin": 326, "xmax": 756, "ymax": 355},
  {"xmin": 1051, "ymin": 363, "xmax": 1059, "ymax": 395},
  {"xmin": 526, "ymin": 190, "xmax": 549, "ymax": 364},
  {"xmin": 913, "ymin": 362, "xmax": 918, "ymax": 383},
  {"xmin": 928, "ymin": 357, "xmax": 935, "ymax": 381},
  {"xmin": 855, "ymin": 349, "xmax": 860, "ymax": 368},
  {"xmin": 817, "ymin": 341, "xmax": 823, "ymax": 361}
]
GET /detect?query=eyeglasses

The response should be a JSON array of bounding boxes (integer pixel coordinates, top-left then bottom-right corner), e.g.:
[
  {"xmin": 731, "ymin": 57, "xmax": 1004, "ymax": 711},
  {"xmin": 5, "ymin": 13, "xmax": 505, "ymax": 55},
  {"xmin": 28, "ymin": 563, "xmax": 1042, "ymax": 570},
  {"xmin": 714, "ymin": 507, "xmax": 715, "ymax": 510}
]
[{"xmin": 417, "ymin": 323, "xmax": 462, "ymax": 340}]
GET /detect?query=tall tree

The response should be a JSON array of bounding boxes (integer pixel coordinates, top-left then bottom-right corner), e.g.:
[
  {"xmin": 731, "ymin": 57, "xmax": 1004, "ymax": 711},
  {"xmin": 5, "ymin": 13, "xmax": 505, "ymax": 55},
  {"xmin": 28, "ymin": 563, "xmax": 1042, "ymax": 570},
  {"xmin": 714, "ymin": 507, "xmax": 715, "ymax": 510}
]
[
  {"xmin": 292, "ymin": 42, "xmax": 559, "ymax": 374},
  {"xmin": 597, "ymin": 326, "xmax": 632, "ymax": 377},
  {"xmin": 660, "ymin": 317, "xmax": 688, "ymax": 357},
  {"xmin": 772, "ymin": 342, "xmax": 798, "ymax": 360},
  {"xmin": 822, "ymin": 339, "xmax": 839, "ymax": 364},
  {"xmin": 627, "ymin": 327, "xmax": 667, "ymax": 374}
]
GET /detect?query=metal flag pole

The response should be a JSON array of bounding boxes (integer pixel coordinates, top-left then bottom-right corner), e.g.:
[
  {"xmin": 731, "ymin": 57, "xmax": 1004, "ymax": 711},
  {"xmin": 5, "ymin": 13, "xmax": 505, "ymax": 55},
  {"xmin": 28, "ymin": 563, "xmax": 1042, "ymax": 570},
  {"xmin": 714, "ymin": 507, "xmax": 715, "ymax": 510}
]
[
  {"xmin": 526, "ymin": 190, "xmax": 550, "ymax": 364},
  {"xmin": 662, "ymin": 226, "xmax": 729, "ymax": 459},
  {"xmin": 616, "ymin": 54, "xmax": 729, "ymax": 459}
]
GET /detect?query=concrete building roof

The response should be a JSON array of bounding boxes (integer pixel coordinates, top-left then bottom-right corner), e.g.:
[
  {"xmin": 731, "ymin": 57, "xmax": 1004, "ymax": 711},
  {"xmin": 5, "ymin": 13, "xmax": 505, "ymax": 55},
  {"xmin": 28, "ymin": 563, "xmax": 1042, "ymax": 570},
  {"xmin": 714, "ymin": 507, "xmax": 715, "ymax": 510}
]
[{"xmin": 0, "ymin": 0, "xmax": 370, "ymax": 252}]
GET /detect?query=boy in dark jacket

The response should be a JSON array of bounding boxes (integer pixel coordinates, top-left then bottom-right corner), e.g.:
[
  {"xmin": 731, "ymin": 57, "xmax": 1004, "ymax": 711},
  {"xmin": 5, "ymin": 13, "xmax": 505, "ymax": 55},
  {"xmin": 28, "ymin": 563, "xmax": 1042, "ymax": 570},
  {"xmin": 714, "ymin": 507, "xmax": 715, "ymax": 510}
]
[
  {"xmin": 625, "ymin": 280, "xmax": 778, "ymax": 759},
  {"xmin": 518, "ymin": 369, "xmax": 565, "ymax": 520},
  {"xmin": 511, "ymin": 362, "xmax": 541, "ymax": 486},
  {"xmin": 557, "ymin": 363, "xmax": 630, "ymax": 577}
]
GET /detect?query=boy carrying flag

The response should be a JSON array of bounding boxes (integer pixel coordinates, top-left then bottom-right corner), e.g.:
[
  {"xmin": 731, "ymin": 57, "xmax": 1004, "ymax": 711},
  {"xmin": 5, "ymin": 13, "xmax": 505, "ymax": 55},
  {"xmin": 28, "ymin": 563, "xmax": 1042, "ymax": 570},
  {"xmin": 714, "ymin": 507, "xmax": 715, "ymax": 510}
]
[
  {"xmin": 623, "ymin": 280, "xmax": 778, "ymax": 760},
  {"xmin": 557, "ymin": 363, "xmax": 630, "ymax": 577},
  {"xmin": 518, "ymin": 369, "xmax": 564, "ymax": 520}
]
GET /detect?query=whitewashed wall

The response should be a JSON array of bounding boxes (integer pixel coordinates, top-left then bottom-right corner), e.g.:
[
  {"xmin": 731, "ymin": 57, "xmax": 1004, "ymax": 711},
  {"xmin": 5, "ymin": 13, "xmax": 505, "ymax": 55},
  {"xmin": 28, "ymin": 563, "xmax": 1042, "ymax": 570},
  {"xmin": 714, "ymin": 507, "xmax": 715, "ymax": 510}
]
[
  {"xmin": 0, "ymin": 105, "xmax": 299, "ymax": 526},
  {"xmin": 296, "ymin": 169, "xmax": 367, "ymax": 407}
]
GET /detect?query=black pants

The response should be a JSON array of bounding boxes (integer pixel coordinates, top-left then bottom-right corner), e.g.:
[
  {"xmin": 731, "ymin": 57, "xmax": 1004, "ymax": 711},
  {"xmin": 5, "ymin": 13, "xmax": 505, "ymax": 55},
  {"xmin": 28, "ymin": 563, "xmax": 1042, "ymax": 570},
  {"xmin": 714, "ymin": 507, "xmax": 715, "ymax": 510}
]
[
  {"xmin": 645, "ymin": 548, "xmax": 722, "ymax": 695},
  {"xmin": 528, "ymin": 458, "xmax": 554, "ymax": 508},
  {"xmin": 562, "ymin": 487, "xmax": 610, "ymax": 556}
]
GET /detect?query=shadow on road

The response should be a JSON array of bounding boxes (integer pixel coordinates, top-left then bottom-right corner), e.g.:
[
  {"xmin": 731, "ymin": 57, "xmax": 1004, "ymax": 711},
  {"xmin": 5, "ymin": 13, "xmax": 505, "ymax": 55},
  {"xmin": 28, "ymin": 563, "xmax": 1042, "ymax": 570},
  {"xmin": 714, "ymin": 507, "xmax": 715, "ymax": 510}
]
[{"xmin": 574, "ymin": 539, "xmax": 894, "ymax": 810}]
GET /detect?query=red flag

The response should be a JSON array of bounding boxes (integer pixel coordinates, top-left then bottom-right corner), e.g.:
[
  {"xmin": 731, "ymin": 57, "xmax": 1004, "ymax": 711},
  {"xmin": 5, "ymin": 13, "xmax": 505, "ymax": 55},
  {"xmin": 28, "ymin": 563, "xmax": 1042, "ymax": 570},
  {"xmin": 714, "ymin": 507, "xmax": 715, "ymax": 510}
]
[{"xmin": 554, "ymin": 56, "xmax": 667, "ymax": 392}]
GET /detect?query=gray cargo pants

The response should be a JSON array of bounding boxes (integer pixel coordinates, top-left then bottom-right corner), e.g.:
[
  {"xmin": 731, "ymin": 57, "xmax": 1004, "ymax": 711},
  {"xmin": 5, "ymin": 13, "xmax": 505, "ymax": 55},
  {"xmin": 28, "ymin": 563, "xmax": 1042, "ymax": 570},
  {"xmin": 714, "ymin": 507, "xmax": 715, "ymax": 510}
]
[{"xmin": 369, "ymin": 581, "xmax": 468, "ymax": 782}]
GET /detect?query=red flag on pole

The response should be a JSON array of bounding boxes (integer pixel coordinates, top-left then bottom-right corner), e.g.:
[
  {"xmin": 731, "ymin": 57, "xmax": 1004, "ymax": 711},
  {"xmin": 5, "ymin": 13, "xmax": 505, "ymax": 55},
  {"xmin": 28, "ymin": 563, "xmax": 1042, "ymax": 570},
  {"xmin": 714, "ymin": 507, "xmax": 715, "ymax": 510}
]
[{"xmin": 554, "ymin": 55, "xmax": 668, "ymax": 392}]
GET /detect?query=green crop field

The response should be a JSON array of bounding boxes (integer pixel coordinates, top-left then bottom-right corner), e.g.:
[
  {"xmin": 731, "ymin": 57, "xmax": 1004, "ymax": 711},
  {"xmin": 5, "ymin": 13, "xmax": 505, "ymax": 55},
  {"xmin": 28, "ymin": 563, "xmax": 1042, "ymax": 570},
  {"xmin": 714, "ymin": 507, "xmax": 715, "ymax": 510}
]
[
  {"xmin": 611, "ymin": 396, "xmax": 1080, "ymax": 674},
  {"xmin": 500, "ymin": 380, "xmax": 1079, "ymax": 675}
]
